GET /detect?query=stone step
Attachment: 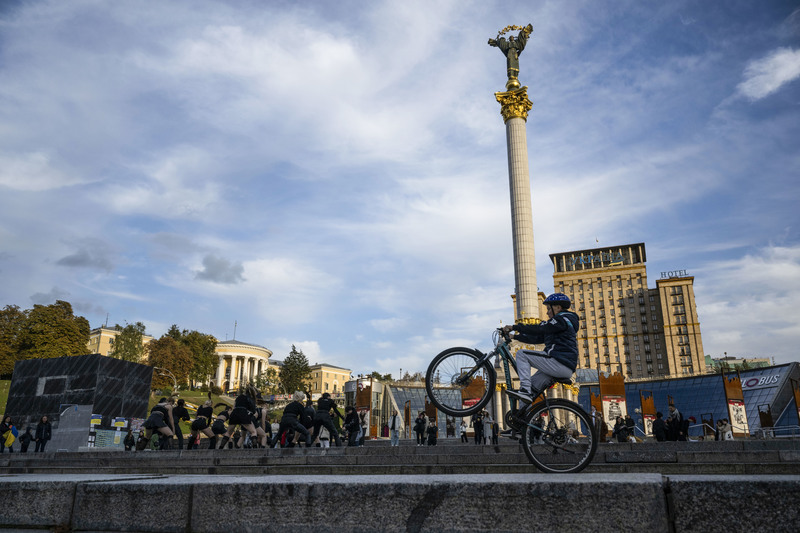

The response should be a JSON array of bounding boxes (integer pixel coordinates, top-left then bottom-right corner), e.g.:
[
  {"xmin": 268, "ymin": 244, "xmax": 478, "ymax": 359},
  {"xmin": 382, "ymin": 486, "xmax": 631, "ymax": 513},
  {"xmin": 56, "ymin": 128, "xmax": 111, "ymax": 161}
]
[{"xmin": 2, "ymin": 440, "xmax": 799, "ymax": 476}]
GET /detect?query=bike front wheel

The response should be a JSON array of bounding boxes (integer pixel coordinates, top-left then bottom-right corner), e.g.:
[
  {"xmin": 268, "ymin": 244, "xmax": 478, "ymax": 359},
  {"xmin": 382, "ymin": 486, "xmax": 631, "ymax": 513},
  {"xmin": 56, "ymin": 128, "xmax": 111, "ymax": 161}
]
[
  {"xmin": 521, "ymin": 399, "xmax": 597, "ymax": 474},
  {"xmin": 425, "ymin": 347, "xmax": 496, "ymax": 417}
]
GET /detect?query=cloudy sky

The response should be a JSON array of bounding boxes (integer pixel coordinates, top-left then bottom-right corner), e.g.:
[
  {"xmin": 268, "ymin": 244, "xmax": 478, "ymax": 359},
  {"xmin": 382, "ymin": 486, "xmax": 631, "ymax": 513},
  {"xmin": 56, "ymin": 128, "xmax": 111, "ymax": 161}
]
[{"xmin": 1, "ymin": 0, "xmax": 799, "ymax": 376}]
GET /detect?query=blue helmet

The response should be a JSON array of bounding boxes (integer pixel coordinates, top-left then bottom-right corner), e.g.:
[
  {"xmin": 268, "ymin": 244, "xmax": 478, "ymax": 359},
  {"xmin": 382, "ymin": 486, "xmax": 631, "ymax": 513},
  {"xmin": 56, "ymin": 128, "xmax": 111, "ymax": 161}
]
[{"xmin": 544, "ymin": 293, "xmax": 571, "ymax": 309}]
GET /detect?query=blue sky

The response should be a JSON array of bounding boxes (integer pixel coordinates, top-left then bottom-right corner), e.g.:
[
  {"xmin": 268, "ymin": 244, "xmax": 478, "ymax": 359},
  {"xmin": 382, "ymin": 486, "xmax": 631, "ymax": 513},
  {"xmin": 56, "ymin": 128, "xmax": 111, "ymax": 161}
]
[{"xmin": 1, "ymin": 0, "xmax": 799, "ymax": 376}]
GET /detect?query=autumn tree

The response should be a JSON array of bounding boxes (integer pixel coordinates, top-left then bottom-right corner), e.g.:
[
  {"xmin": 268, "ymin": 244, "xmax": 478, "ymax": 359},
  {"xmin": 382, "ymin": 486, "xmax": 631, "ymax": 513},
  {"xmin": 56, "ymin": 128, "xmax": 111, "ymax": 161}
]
[
  {"xmin": 280, "ymin": 345, "xmax": 312, "ymax": 395},
  {"xmin": 0, "ymin": 305, "xmax": 26, "ymax": 375},
  {"xmin": 165, "ymin": 325, "xmax": 218, "ymax": 388},
  {"xmin": 18, "ymin": 300, "xmax": 90, "ymax": 360},
  {"xmin": 110, "ymin": 322, "xmax": 147, "ymax": 363},
  {"xmin": 146, "ymin": 336, "xmax": 193, "ymax": 390}
]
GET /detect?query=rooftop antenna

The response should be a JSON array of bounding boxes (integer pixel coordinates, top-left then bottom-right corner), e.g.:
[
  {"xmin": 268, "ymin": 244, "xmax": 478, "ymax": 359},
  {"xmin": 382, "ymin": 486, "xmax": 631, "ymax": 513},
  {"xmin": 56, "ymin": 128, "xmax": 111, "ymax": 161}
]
[
  {"xmin": 104, "ymin": 313, "xmax": 109, "ymax": 328},
  {"xmin": 233, "ymin": 320, "xmax": 237, "ymax": 340}
]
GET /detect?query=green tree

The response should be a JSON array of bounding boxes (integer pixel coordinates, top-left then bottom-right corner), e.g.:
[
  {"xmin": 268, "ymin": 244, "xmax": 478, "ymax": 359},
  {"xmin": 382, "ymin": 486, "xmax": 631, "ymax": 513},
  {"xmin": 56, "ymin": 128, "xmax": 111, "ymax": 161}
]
[
  {"xmin": 164, "ymin": 325, "xmax": 218, "ymax": 388},
  {"xmin": 280, "ymin": 345, "xmax": 311, "ymax": 395},
  {"xmin": 0, "ymin": 305, "xmax": 27, "ymax": 375},
  {"xmin": 110, "ymin": 322, "xmax": 147, "ymax": 363},
  {"xmin": 18, "ymin": 300, "xmax": 90, "ymax": 360},
  {"xmin": 147, "ymin": 336, "xmax": 193, "ymax": 390},
  {"xmin": 369, "ymin": 371, "xmax": 393, "ymax": 381},
  {"xmin": 255, "ymin": 366, "xmax": 282, "ymax": 395}
]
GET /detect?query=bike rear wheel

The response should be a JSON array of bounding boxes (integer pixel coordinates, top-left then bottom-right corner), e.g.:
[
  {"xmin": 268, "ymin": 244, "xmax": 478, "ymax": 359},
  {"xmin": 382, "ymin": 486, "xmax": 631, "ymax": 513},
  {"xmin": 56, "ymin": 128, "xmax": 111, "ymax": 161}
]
[
  {"xmin": 521, "ymin": 399, "xmax": 597, "ymax": 474},
  {"xmin": 425, "ymin": 347, "xmax": 496, "ymax": 417}
]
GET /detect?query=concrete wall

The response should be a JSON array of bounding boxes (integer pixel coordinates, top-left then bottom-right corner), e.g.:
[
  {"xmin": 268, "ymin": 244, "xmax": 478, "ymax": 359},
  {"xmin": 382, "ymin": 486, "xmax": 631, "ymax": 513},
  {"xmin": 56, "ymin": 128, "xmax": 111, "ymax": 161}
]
[{"xmin": 1, "ymin": 473, "xmax": 798, "ymax": 532}]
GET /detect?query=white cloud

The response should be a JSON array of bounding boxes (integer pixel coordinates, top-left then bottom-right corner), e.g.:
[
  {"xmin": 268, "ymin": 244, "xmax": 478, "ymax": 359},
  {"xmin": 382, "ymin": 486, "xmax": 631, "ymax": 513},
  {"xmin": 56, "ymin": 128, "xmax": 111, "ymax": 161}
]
[
  {"xmin": 0, "ymin": 152, "xmax": 89, "ymax": 191},
  {"xmin": 737, "ymin": 47, "xmax": 800, "ymax": 100},
  {"xmin": 694, "ymin": 245, "xmax": 800, "ymax": 363}
]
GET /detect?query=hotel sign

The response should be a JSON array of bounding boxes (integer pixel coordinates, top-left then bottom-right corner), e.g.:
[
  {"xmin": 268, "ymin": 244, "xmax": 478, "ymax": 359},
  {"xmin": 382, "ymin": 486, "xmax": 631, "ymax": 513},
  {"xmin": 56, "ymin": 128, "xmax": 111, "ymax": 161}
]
[
  {"xmin": 661, "ymin": 270, "xmax": 689, "ymax": 279},
  {"xmin": 570, "ymin": 252, "xmax": 626, "ymax": 267}
]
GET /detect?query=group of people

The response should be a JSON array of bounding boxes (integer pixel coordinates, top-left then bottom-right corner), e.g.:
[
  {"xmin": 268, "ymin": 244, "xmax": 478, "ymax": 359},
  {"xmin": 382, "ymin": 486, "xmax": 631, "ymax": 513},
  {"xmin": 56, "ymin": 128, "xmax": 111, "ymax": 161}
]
[
  {"xmin": 412, "ymin": 412, "xmax": 439, "ymax": 446},
  {"xmin": 128, "ymin": 389, "xmax": 361, "ymax": 451},
  {"xmin": 466, "ymin": 410, "xmax": 499, "ymax": 445},
  {"xmin": 0, "ymin": 415, "xmax": 52, "ymax": 453}
]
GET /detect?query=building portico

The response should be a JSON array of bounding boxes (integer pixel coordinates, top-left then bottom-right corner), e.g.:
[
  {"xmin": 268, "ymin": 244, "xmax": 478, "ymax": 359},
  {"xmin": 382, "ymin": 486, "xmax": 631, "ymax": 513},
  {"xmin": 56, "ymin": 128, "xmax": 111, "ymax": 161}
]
[{"xmin": 214, "ymin": 339, "xmax": 273, "ymax": 391}]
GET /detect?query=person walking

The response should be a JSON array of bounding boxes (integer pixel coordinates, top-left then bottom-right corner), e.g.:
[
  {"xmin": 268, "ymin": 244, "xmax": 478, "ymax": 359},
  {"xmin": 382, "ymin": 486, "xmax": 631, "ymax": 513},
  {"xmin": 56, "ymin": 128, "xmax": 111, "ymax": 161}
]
[
  {"xmin": 459, "ymin": 421, "xmax": 468, "ymax": 443},
  {"xmin": 388, "ymin": 410, "xmax": 402, "ymax": 447}
]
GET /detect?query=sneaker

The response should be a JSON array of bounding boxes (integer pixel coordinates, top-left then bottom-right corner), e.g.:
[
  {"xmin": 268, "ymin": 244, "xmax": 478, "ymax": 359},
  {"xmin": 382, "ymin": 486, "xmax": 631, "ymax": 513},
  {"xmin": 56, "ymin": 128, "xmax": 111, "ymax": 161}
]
[{"xmin": 506, "ymin": 388, "xmax": 532, "ymax": 403}]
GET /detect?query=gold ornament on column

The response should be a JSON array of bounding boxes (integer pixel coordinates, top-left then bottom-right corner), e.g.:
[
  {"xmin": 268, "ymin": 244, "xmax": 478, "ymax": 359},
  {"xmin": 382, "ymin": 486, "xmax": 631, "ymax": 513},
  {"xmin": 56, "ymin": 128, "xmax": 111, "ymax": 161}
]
[{"xmin": 495, "ymin": 87, "xmax": 533, "ymax": 123}]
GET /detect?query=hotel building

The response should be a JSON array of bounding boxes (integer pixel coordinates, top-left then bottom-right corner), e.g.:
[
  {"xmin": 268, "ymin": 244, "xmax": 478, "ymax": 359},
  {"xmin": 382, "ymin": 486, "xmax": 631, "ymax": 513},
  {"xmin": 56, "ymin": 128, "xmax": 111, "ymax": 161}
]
[{"xmin": 549, "ymin": 243, "xmax": 705, "ymax": 379}]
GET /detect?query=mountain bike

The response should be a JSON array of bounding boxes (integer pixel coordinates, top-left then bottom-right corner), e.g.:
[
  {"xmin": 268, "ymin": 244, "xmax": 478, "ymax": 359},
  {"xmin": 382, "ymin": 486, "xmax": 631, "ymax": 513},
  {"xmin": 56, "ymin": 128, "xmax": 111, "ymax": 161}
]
[{"xmin": 425, "ymin": 328, "xmax": 597, "ymax": 473}]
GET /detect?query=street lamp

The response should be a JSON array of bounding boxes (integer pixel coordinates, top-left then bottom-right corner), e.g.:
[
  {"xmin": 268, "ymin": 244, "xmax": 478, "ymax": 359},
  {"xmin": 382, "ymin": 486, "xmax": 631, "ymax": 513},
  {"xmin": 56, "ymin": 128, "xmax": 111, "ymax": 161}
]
[{"xmin": 153, "ymin": 366, "xmax": 177, "ymax": 392}]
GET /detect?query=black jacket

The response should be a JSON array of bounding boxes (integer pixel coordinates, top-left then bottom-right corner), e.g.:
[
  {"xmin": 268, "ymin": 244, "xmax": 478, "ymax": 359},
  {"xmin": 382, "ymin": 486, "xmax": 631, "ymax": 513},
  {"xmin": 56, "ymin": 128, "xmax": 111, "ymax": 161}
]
[
  {"xmin": 35, "ymin": 421, "xmax": 52, "ymax": 442},
  {"xmin": 512, "ymin": 311, "xmax": 580, "ymax": 371}
]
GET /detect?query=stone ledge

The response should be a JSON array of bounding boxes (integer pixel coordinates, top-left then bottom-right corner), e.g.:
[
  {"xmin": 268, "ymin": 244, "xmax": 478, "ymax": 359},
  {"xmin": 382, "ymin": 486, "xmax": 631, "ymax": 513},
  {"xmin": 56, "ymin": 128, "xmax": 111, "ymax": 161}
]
[{"xmin": 1, "ymin": 473, "xmax": 798, "ymax": 532}]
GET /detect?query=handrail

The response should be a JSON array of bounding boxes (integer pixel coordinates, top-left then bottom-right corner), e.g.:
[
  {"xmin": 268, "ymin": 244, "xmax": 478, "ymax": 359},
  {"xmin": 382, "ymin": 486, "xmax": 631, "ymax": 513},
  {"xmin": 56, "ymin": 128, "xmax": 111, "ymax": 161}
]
[{"xmin": 755, "ymin": 425, "xmax": 800, "ymax": 439}]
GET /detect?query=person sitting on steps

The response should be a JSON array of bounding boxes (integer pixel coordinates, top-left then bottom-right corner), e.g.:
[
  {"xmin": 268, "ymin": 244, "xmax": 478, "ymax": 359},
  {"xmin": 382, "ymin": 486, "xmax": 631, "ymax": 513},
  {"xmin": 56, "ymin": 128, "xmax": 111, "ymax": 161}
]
[{"xmin": 502, "ymin": 292, "xmax": 580, "ymax": 404}]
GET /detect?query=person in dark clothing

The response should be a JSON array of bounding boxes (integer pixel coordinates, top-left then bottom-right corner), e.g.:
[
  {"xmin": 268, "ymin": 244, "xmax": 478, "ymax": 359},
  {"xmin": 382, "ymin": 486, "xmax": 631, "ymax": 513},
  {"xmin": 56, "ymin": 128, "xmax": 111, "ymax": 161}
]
[
  {"xmin": 270, "ymin": 391, "xmax": 312, "ymax": 448},
  {"xmin": 652, "ymin": 412, "xmax": 668, "ymax": 442},
  {"xmin": 293, "ymin": 399, "xmax": 315, "ymax": 446},
  {"xmin": 473, "ymin": 412, "xmax": 484, "ymax": 445},
  {"xmin": 124, "ymin": 429, "xmax": 135, "ymax": 451},
  {"xmin": 220, "ymin": 386, "xmax": 259, "ymax": 449},
  {"xmin": 667, "ymin": 405, "xmax": 684, "ymax": 441},
  {"xmin": 612, "ymin": 416, "xmax": 628, "ymax": 443},
  {"xmin": 135, "ymin": 430, "xmax": 149, "ymax": 451},
  {"xmin": 143, "ymin": 398, "xmax": 175, "ymax": 450},
  {"xmin": 309, "ymin": 392, "xmax": 345, "ymax": 447},
  {"xmin": 426, "ymin": 422, "xmax": 438, "ymax": 446},
  {"xmin": 413, "ymin": 413, "xmax": 426, "ymax": 446},
  {"xmin": 344, "ymin": 406, "xmax": 360, "ymax": 447},
  {"xmin": 19, "ymin": 427, "xmax": 34, "ymax": 453},
  {"xmin": 624, "ymin": 415, "xmax": 636, "ymax": 442},
  {"xmin": 250, "ymin": 396, "xmax": 272, "ymax": 448},
  {"xmin": 210, "ymin": 404, "xmax": 231, "ymax": 449},
  {"xmin": 503, "ymin": 293, "xmax": 580, "ymax": 403},
  {"xmin": 171, "ymin": 398, "xmax": 190, "ymax": 450},
  {"xmin": 34, "ymin": 415, "xmax": 53, "ymax": 452},
  {"xmin": 190, "ymin": 400, "xmax": 216, "ymax": 449}
]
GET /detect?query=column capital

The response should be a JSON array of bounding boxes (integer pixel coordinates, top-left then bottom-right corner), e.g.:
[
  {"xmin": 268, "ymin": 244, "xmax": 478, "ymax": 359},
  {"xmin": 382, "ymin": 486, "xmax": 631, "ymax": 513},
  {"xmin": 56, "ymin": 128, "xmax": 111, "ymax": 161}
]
[{"xmin": 495, "ymin": 86, "xmax": 532, "ymax": 123}]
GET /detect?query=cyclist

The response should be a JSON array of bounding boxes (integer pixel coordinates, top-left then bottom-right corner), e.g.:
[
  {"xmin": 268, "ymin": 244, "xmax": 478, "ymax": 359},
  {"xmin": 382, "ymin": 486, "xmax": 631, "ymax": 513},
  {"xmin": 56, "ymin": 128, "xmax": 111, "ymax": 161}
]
[{"xmin": 503, "ymin": 292, "xmax": 580, "ymax": 403}]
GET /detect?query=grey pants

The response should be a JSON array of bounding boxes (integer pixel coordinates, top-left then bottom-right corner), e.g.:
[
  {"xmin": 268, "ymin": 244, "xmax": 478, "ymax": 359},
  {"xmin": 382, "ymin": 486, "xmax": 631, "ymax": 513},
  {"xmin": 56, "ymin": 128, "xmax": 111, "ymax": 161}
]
[{"xmin": 515, "ymin": 350, "xmax": 573, "ymax": 393}]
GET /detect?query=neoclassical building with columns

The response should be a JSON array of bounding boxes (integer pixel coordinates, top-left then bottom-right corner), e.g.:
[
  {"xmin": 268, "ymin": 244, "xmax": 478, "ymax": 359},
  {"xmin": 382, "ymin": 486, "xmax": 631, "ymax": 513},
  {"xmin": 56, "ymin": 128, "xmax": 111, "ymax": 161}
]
[{"xmin": 213, "ymin": 339, "xmax": 273, "ymax": 391}]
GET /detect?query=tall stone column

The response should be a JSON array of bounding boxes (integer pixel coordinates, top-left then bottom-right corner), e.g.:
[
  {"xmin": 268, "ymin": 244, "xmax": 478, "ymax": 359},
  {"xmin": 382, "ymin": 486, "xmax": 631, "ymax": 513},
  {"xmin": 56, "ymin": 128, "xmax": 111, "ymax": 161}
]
[
  {"xmin": 496, "ymin": 87, "xmax": 539, "ymax": 322},
  {"xmin": 216, "ymin": 356, "xmax": 226, "ymax": 389}
]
